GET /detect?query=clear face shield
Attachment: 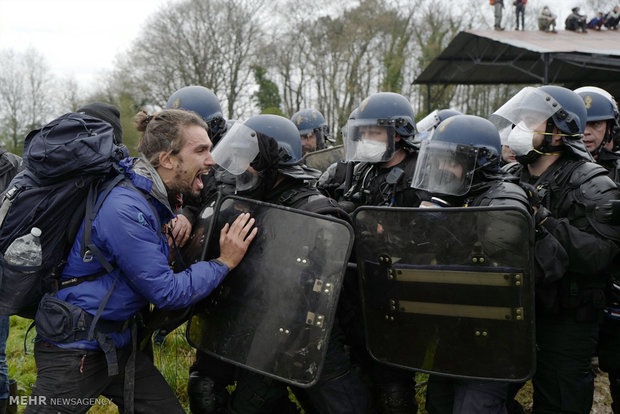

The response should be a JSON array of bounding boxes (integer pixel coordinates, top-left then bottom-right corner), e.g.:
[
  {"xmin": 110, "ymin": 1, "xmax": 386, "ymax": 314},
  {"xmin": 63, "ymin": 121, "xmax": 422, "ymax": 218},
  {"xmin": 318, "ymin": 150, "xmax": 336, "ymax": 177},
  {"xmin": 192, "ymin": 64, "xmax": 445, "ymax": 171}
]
[
  {"xmin": 489, "ymin": 87, "xmax": 566, "ymax": 157},
  {"xmin": 211, "ymin": 122, "xmax": 261, "ymax": 192},
  {"xmin": 416, "ymin": 110, "xmax": 441, "ymax": 133},
  {"xmin": 413, "ymin": 110, "xmax": 442, "ymax": 146},
  {"xmin": 344, "ymin": 118, "xmax": 396, "ymax": 163},
  {"xmin": 411, "ymin": 138, "xmax": 479, "ymax": 196}
]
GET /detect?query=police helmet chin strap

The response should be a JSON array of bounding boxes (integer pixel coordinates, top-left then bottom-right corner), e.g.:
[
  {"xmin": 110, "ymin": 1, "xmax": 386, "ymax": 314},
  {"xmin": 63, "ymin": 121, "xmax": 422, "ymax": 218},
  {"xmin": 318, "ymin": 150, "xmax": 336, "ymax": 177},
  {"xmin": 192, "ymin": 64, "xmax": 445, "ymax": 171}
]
[
  {"xmin": 594, "ymin": 120, "xmax": 616, "ymax": 155},
  {"xmin": 537, "ymin": 119, "xmax": 565, "ymax": 155}
]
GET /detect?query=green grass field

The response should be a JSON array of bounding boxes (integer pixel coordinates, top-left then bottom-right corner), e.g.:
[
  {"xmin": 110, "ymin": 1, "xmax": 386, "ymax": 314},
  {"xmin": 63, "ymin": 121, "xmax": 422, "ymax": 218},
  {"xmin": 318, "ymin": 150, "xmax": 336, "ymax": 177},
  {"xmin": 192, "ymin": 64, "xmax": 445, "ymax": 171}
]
[
  {"xmin": 6, "ymin": 316, "xmax": 194, "ymax": 413},
  {"xmin": 11, "ymin": 315, "xmax": 608, "ymax": 414}
]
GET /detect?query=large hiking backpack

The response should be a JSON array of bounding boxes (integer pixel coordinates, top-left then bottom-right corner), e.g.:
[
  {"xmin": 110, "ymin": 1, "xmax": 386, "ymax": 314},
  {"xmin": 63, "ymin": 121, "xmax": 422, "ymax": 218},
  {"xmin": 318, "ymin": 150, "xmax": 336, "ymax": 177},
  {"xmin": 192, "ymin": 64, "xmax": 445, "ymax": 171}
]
[{"xmin": 0, "ymin": 112, "xmax": 129, "ymax": 318}]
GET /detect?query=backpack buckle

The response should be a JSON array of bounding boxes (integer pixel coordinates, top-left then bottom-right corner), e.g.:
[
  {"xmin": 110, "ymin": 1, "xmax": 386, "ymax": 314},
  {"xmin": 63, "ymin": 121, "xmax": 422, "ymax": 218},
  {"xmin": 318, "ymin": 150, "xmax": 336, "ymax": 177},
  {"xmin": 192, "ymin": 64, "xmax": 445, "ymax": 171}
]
[{"xmin": 83, "ymin": 250, "xmax": 94, "ymax": 262}]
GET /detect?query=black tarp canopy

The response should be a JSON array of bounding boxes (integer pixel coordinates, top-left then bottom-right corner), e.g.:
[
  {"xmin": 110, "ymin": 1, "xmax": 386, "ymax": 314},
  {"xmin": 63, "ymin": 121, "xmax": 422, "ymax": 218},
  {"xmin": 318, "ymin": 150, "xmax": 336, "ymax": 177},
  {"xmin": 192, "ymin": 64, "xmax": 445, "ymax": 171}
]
[{"xmin": 414, "ymin": 29, "xmax": 620, "ymax": 108}]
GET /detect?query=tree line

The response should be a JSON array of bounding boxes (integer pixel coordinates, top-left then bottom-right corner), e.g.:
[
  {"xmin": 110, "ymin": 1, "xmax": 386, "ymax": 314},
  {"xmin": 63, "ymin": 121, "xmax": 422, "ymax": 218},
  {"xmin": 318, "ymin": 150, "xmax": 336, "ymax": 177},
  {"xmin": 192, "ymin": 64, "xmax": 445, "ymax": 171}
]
[{"xmin": 0, "ymin": 0, "xmax": 616, "ymax": 155}]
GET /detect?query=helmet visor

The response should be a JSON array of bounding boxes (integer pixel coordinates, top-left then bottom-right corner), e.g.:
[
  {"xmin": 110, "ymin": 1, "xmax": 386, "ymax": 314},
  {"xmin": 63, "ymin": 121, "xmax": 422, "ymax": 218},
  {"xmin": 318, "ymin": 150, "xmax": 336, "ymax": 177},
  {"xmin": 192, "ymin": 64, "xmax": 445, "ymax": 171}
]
[
  {"xmin": 412, "ymin": 139, "xmax": 477, "ymax": 196},
  {"xmin": 344, "ymin": 118, "xmax": 395, "ymax": 162},
  {"xmin": 416, "ymin": 110, "xmax": 441, "ymax": 133},
  {"xmin": 212, "ymin": 122, "xmax": 259, "ymax": 175},
  {"xmin": 489, "ymin": 87, "xmax": 562, "ymax": 143}
]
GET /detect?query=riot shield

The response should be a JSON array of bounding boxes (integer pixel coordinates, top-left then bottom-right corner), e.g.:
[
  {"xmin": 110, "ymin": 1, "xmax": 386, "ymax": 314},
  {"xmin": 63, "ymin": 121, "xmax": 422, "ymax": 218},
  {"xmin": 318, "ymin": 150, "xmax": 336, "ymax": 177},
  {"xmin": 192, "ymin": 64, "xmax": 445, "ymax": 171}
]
[
  {"xmin": 187, "ymin": 195, "xmax": 354, "ymax": 387},
  {"xmin": 302, "ymin": 145, "xmax": 345, "ymax": 173},
  {"xmin": 352, "ymin": 205, "xmax": 535, "ymax": 381}
]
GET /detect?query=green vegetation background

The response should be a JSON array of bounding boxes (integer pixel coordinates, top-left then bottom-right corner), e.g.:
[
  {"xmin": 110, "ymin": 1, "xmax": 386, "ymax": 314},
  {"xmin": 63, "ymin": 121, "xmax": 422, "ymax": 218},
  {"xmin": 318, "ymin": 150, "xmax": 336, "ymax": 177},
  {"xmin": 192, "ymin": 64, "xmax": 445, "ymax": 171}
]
[{"xmin": 7, "ymin": 315, "xmax": 544, "ymax": 413}]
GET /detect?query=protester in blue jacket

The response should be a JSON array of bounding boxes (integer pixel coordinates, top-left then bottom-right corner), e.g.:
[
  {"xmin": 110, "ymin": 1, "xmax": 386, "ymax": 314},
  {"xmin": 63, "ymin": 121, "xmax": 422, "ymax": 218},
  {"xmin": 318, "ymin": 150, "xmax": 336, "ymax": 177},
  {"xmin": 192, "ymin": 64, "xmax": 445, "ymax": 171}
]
[{"xmin": 26, "ymin": 109, "xmax": 257, "ymax": 414}]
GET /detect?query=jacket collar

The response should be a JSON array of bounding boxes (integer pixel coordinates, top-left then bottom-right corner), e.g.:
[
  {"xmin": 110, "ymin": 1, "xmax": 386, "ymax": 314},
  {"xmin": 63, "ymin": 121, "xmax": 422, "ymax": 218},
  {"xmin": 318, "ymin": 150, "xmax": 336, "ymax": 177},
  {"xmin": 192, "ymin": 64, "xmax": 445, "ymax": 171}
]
[{"xmin": 119, "ymin": 156, "xmax": 174, "ymax": 216}]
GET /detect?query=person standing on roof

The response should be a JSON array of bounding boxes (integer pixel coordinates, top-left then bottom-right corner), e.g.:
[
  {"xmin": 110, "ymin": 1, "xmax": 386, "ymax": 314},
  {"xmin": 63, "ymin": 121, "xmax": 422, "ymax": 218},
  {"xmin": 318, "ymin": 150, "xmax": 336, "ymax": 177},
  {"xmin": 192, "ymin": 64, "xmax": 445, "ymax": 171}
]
[
  {"xmin": 493, "ymin": 0, "xmax": 505, "ymax": 30},
  {"xmin": 514, "ymin": 0, "xmax": 526, "ymax": 30}
]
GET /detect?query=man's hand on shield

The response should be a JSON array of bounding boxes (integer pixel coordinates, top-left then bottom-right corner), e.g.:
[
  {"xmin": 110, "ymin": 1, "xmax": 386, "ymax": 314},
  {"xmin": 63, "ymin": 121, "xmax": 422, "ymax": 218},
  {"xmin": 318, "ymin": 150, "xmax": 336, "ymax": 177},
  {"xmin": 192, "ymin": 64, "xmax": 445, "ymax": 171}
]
[{"xmin": 217, "ymin": 212, "xmax": 258, "ymax": 271}]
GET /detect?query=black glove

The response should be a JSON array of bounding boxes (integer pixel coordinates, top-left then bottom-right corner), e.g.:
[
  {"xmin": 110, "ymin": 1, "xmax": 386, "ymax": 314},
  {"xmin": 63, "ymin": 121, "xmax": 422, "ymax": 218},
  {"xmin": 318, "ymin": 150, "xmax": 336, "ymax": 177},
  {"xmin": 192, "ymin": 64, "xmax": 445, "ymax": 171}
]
[
  {"xmin": 535, "ymin": 205, "xmax": 551, "ymax": 227},
  {"xmin": 518, "ymin": 182, "xmax": 541, "ymax": 211}
]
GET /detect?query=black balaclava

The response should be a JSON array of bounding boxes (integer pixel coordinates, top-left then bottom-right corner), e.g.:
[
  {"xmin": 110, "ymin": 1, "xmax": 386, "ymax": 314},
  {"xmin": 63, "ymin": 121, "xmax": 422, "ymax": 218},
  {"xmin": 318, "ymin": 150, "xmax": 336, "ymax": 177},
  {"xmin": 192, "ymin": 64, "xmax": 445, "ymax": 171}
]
[{"xmin": 236, "ymin": 132, "xmax": 281, "ymax": 200}]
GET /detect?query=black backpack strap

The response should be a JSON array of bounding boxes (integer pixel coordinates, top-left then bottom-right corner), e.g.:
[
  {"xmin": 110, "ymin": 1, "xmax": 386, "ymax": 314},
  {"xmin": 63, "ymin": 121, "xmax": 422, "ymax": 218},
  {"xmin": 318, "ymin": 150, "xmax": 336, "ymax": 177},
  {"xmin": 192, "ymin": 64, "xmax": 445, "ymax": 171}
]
[
  {"xmin": 81, "ymin": 174, "xmax": 126, "ymax": 272},
  {"xmin": 0, "ymin": 184, "xmax": 24, "ymax": 228},
  {"xmin": 0, "ymin": 149, "xmax": 13, "ymax": 177}
]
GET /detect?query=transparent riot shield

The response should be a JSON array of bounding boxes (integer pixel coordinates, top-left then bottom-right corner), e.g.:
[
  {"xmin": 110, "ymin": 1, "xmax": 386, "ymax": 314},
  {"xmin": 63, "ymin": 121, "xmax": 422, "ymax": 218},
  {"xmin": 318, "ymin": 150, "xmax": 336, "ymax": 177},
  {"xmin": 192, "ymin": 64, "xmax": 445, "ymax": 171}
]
[
  {"xmin": 302, "ymin": 145, "xmax": 345, "ymax": 173},
  {"xmin": 352, "ymin": 205, "xmax": 535, "ymax": 381},
  {"xmin": 187, "ymin": 195, "xmax": 354, "ymax": 387}
]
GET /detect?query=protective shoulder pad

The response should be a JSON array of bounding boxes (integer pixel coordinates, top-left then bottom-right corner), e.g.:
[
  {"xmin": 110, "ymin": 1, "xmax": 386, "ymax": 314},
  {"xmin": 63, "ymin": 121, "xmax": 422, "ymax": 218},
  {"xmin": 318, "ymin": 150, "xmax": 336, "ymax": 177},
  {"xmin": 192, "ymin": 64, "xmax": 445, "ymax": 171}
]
[
  {"xmin": 569, "ymin": 161, "xmax": 610, "ymax": 189},
  {"xmin": 569, "ymin": 162, "xmax": 620, "ymax": 242},
  {"xmin": 474, "ymin": 181, "xmax": 530, "ymax": 210},
  {"xmin": 302, "ymin": 195, "xmax": 351, "ymax": 223},
  {"xmin": 279, "ymin": 186, "xmax": 350, "ymax": 222}
]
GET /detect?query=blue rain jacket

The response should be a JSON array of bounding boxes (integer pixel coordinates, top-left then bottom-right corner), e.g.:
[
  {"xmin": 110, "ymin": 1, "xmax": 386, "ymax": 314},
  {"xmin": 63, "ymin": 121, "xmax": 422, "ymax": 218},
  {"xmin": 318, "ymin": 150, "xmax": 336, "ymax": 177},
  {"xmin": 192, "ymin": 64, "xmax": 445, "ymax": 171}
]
[{"xmin": 46, "ymin": 157, "xmax": 227, "ymax": 350}]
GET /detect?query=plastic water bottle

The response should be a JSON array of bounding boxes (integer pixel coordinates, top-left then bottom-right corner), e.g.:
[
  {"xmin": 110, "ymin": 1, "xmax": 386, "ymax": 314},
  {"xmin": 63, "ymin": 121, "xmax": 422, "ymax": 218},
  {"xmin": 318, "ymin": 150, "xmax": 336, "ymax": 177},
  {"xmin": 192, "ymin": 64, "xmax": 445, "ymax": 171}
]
[{"xmin": 4, "ymin": 227, "xmax": 43, "ymax": 267}]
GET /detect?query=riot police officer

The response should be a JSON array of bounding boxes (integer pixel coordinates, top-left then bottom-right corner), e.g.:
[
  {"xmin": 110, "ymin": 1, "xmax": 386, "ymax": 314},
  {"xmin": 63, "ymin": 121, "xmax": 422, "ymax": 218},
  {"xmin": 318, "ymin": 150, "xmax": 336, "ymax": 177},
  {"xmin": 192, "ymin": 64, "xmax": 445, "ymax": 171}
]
[
  {"xmin": 203, "ymin": 114, "xmax": 367, "ymax": 414},
  {"xmin": 290, "ymin": 109, "xmax": 334, "ymax": 156},
  {"xmin": 411, "ymin": 114, "xmax": 532, "ymax": 413},
  {"xmin": 319, "ymin": 92, "xmax": 419, "ymax": 208},
  {"xmin": 493, "ymin": 85, "xmax": 620, "ymax": 413},
  {"xmin": 318, "ymin": 92, "xmax": 421, "ymax": 413},
  {"xmin": 575, "ymin": 86, "xmax": 620, "ymax": 413},
  {"xmin": 574, "ymin": 86, "xmax": 620, "ymax": 180}
]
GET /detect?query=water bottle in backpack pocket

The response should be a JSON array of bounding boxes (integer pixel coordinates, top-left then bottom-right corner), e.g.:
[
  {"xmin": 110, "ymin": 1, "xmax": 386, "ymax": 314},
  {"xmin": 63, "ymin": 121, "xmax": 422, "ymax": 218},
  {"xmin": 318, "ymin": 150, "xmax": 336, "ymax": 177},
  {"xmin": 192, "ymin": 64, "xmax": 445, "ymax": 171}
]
[{"xmin": 0, "ymin": 227, "xmax": 45, "ymax": 316}]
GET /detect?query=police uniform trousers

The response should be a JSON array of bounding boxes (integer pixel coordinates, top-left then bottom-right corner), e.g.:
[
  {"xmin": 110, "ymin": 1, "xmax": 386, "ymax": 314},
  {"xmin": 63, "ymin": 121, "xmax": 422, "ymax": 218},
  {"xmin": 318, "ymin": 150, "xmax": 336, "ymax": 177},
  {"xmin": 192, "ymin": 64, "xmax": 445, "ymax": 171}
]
[
  {"xmin": 532, "ymin": 313, "xmax": 598, "ymax": 414},
  {"xmin": 597, "ymin": 316, "xmax": 620, "ymax": 412},
  {"xmin": 426, "ymin": 375, "xmax": 508, "ymax": 414}
]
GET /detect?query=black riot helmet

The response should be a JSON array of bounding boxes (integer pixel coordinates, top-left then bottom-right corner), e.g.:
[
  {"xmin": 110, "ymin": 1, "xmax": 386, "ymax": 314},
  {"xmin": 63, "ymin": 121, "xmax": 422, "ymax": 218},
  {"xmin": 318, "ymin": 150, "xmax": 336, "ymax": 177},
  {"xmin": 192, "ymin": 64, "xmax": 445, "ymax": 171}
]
[
  {"xmin": 344, "ymin": 92, "xmax": 417, "ymax": 163},
  {"xmin": 490, "ymin": 85, "xmax": 592, "ymax": 163},
  {"xmin": 290, "ymin": 109, "xmax": 333, "ymax": 153},
  {"xmin": 539, "ymin": 85, "xmax": 587, "ymax": 137},
  {"xmin": 412, "ymin": 115, "xmax": 501, "ymax": 197},
  {"xmin": 574, "ymin": 86, "xmax": 620, "ymax": 153},
  {"xmin": 244, "ymin": 114, "xmax": 303, "ymax": 166},
  {"xmin": 165, "ymin": 85, "xmax": 227, "ymax": 145}
]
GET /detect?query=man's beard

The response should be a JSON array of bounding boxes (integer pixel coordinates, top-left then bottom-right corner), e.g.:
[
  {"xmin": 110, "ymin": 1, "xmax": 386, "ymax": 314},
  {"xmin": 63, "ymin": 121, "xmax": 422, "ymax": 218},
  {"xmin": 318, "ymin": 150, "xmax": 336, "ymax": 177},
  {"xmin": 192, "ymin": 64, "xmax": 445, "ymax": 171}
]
[{"xmin": 170, "ymin": 169, "xmax": 194, "ymax": 195}]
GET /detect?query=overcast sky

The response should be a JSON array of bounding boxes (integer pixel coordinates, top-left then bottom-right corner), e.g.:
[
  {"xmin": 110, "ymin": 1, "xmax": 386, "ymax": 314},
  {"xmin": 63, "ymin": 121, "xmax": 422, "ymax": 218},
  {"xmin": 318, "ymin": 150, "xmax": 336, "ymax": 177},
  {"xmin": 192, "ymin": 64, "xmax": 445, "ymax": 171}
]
[
  {"xmin": 0, "ymin": 0, "xmax": 592, "ymax": 92},
  {"xmin": 0, "ymin": 0, "xmax": 177, "ymax": 90}
]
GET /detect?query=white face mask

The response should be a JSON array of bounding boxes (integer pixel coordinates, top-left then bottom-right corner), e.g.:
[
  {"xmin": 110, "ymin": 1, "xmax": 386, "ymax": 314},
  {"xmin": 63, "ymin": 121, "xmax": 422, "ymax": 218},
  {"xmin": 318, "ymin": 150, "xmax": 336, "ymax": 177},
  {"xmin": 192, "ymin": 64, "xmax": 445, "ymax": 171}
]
[
  {"xmin": 505, "ymin": 122, "xmax": 535, "ymax": 156},
  {"xmin": 355, "ymin": 139, "xmax": 387, "ymax": 162}
]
